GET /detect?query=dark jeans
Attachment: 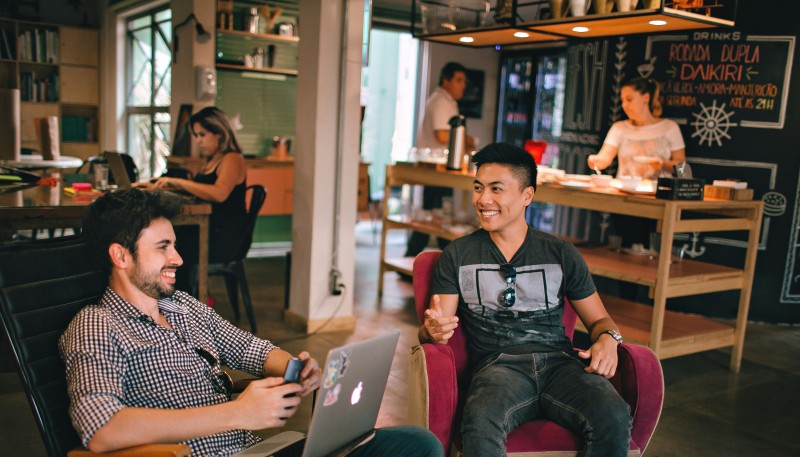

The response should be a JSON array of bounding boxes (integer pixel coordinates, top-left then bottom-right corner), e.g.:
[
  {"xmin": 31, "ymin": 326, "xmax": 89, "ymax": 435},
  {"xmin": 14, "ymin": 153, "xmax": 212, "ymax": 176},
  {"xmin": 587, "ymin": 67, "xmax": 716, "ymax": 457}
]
[
  {"xmin": 350, "ymin": 425, "xmax": 444, "ymax": 457},
  {"xmin": 405, "ymin": 186, "xmax": 453, "ymax": 257},
  {"xmin": 461, "ymin": 352, "xmax": 632, "ymax": 457}
]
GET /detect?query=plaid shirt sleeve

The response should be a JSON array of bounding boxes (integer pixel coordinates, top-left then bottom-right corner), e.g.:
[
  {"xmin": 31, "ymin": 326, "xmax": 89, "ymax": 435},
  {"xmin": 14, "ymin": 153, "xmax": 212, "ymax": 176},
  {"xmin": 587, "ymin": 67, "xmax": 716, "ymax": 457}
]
[{"xmin": 59, "ymin": 306, "xmax": 127, "ymax": 447}]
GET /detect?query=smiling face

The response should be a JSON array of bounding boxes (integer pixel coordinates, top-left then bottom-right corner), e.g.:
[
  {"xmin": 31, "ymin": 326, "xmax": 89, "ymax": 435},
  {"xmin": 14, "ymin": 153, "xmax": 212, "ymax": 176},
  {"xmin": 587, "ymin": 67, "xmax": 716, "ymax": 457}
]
[
  {"xmin": 472, "ymin": 163, "xmax": 534, "ymax": 235},
  {"xmin": 127, "ymin": 218, "xmax": 183, "ymax": 299},
  {"xmin": 621, "ymin": 86, "xmax": 652, "ymax": 124},
  {"xmin": 192, "ymin": 122, "xmax": 223, "ymax": 158}
]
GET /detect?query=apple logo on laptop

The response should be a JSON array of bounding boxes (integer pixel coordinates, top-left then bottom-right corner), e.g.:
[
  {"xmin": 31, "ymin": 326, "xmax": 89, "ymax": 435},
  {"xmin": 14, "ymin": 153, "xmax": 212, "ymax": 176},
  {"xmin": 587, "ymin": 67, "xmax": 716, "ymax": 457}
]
[{"xmin": 350, "ymin": 381, "xmax": 363, "ymax": 405}]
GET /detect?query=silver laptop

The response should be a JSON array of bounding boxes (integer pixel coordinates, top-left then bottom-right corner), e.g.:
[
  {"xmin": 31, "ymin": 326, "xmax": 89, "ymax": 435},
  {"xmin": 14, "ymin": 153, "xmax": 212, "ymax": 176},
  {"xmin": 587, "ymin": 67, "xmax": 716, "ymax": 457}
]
[
  {"xmin": 105, "ymin": 151, "xmax": 133, "ymax": 189},
  {"xmin": 235, "ymin": 332, "xmax": 401, "ymax": 457}
]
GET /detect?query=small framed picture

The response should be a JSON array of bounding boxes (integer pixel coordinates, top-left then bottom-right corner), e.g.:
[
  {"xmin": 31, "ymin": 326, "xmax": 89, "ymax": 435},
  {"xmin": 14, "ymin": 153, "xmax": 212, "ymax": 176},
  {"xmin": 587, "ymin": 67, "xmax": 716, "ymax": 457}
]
[
  {"xmin": 171, "ymin": 104, "xmax": 193, "ymax": 157},
  {"xmin": 458, "ymin": 68, "xmax": 485, "ymax": 119}
]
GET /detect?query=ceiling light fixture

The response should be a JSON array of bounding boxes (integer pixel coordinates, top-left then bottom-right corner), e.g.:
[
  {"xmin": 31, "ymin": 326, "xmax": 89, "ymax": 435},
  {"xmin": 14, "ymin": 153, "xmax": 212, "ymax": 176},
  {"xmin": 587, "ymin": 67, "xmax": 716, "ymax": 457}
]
[
  {"xmin": 459, "ymin": 36, "xmax": 474, "ymax": 43},
  {"xmin": 572, "ymin": 26, "xmax": 589, "ymax": 33},
  {"xmin": 649, "ymin": 19, "xmax": 668, "ymax": 26},
  {"xmin": 513, "ymin": 31, "xmax": 529, "ymax": 38}
]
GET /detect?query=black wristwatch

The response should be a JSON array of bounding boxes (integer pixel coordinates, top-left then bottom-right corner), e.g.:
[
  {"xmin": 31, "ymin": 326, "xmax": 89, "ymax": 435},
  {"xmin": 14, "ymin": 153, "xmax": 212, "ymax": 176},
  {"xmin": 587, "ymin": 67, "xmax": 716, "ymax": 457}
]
[{"xmin": 599, "ymin": 329, "xmax": 624, "ymax": 345}]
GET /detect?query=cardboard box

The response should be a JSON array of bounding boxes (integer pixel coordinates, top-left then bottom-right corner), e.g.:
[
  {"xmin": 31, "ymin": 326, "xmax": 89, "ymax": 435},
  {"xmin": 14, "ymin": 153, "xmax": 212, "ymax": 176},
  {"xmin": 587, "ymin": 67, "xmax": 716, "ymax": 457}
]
[
  {"xmin": 703, "ymin": 185, "xmax": 754, "ymax": 200},
  {"xmin": 656, "ymin": 177, "xmax": 705, "ymax": 200}
]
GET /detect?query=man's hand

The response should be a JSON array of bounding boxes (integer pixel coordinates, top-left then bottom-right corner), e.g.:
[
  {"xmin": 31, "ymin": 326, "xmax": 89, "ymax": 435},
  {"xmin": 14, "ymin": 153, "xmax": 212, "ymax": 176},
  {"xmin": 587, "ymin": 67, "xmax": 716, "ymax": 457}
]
[
  {"xmin": 577, "ymin": 333, "xmax": 619, "ymax": 378},
  {"xmin": 295, "ymin": 351, "xmax": 321, "ymax": 397},
  {"xmin": 233, "ymin": 377, "xmax": 303, "ymax": 430},
  {"xmin": 423, "ymin": 294, "xmax": 459, "ymax": 344}
]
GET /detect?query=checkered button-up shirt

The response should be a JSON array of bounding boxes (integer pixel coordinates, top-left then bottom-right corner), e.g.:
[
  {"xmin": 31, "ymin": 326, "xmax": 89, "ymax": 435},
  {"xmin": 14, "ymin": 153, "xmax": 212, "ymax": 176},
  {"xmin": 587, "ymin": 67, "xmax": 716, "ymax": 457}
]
[{"xmin": 59, "ymin": 288, "xmax": 277, "ymax": 456}]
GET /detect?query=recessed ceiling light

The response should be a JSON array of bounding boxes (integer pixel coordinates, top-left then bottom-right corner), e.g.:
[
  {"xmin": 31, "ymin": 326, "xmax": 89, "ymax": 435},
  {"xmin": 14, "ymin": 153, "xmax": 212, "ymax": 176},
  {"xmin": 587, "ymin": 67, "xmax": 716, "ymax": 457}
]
[
  {"xmin": 649, "ymin": 20, "xmax": 667, "ymax": 26},
  {"xmin": 459, "ymin": 36, "xmax": 474, "ymax": 43},
  {"xmin": 572, "ymin": 26, "xmax": 589, "ymax": 33},
  {"xmin": 513, "ymin": 31, "xmax": 529, "ymax": 38}
]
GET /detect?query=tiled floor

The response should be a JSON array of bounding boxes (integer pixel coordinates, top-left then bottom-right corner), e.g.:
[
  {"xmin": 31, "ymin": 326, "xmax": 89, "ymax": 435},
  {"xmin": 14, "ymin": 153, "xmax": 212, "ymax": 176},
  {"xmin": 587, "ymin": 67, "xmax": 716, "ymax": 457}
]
[{"xmin": 1, "ymin": 222, "xmax": 799, "ymax": 456}]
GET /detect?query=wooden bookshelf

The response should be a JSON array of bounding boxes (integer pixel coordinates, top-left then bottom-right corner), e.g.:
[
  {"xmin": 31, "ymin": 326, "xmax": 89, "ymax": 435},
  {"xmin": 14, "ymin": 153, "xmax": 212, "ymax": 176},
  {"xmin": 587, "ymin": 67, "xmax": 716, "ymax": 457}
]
[{"xmin": 0, "ymin": 18, "xmax": 100, "ymax": 161}]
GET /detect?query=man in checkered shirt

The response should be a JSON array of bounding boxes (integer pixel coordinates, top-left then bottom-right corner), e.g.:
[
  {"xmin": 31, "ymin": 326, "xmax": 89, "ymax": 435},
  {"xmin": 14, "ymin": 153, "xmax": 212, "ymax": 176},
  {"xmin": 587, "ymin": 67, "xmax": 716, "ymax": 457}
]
[{"xmin": 59, "ymin": 189, "xmax": 442, "ymax": 456}]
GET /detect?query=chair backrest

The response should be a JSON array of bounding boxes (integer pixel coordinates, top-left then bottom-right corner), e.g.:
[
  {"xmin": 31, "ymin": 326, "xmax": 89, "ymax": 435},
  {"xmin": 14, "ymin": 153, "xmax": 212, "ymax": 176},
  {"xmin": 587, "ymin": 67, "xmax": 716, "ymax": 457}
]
[
  {"xmin": 412, "ymin": 250, "xmax": 578, "ymax": 374},
  {"xmin": 0, "ymin": 236, "xmax": 106, "ymax": 457},
  {"xmin": 230, "ymin": 185, "xmax": 267, "ymax": 262}
]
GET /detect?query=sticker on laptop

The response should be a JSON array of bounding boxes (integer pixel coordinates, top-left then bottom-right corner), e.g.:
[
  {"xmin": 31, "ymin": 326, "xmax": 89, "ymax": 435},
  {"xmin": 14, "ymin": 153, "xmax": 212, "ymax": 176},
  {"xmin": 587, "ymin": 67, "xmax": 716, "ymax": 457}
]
[
  {"xmin": 324, "ymin": 383, "xmax": 341, "ymax": 406},
  {"xmin": 323, "ymin": 359, "xmax": 339, "ymax": 388},
  {"xmin": 338, "ymin": 351, "xmax": 350, "ymax": 377}
]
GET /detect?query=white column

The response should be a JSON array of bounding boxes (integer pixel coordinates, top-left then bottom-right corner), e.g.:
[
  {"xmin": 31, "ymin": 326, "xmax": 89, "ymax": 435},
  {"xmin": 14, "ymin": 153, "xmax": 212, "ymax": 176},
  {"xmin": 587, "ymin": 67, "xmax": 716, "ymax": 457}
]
[{"xmin": 286, "ymin": 0, "xmax": 364, "ymax": 332}]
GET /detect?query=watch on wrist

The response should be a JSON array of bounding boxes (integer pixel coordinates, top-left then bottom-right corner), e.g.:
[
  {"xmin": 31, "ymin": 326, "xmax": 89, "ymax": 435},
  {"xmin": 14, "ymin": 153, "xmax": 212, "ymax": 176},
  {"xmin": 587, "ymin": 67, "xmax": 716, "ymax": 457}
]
[{"xmin": 599, "ymin": 329, "xmax": 624, "ymax": 345}]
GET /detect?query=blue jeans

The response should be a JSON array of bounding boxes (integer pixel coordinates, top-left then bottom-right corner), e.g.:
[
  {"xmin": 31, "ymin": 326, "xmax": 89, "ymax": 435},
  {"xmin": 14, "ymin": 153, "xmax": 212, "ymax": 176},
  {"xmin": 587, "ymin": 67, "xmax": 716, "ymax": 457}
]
[
  {"xmin": 350, "ymin": 425, "xmax": 444, "ymax": 457},
  {"xmin": 461, "ymin": 352, "xmax": 632, "ymax": 457}
]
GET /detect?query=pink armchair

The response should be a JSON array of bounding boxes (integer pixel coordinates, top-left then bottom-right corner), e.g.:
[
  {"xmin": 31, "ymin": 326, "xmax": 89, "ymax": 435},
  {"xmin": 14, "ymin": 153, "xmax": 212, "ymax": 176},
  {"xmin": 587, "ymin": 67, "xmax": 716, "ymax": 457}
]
[{"xmin": 408, "ymin": 250, "xmax": 664, "ymax": 456}]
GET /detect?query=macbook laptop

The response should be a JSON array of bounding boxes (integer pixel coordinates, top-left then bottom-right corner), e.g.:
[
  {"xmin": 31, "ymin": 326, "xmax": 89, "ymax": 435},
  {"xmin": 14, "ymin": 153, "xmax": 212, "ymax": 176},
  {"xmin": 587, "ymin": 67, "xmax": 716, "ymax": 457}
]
[
  {"xmin": 104, "ymin": 151, "xmax": 133, "ymax": 190},
  {"xmin": 234, "ymin": 331, "xmax": 401, "ymax": 457}
]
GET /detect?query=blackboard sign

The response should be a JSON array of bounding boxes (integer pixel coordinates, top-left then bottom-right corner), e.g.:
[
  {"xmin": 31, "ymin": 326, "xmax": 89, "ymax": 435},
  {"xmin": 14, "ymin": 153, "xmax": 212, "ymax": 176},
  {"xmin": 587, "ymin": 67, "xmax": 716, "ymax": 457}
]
[{"xmin": 649, "ymin": 32, "xmax": 795, "ymax": 135}]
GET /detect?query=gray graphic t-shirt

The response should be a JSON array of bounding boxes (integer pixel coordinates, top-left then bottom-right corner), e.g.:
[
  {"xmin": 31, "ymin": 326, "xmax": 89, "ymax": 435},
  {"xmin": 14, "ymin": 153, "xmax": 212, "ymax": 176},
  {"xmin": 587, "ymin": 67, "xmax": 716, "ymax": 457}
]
[{"xmin": 432, "ymin": 228, "xmax": 596, "ymax": 366}]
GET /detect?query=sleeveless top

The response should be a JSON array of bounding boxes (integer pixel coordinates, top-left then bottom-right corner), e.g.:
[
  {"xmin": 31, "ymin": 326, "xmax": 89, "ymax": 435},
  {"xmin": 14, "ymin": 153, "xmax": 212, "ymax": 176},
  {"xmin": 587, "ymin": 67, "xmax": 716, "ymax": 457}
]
[{"xmin": 193, "ymin": 158, "xmax": 248, "ymax": 263}]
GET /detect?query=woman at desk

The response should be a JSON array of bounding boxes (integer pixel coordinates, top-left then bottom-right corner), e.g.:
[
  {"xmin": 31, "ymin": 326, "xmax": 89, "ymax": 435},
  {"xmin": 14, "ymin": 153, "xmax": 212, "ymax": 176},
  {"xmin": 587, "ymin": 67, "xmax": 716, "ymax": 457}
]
[
  {"xmin": 587, "ymin": 77, "xmax": 686, "ymax": 179},
  {"xmin": 139, "ymin": 106, "xmax": 247, "ymax": 292}
]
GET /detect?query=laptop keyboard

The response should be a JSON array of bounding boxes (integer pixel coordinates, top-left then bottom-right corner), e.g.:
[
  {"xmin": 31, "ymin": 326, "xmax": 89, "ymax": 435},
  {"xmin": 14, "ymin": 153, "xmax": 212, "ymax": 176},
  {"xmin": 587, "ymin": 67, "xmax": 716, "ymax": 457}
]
[{"xmin": 269, "ymin": 437, "xmax": 306, "ymax": 457}]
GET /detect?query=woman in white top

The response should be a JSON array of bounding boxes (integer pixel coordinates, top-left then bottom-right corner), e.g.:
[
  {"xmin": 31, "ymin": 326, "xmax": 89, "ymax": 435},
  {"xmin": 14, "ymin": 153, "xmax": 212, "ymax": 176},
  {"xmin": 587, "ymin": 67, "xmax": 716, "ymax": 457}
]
[{"xmin": 588, "ymin": 77, "xmax": 685, "ymax": 179}]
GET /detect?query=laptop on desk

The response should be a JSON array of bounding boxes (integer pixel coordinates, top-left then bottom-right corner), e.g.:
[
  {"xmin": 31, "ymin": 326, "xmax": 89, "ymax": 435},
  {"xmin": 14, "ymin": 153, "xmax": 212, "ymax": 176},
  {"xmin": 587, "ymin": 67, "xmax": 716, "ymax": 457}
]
[
  {"xmin": 106, "ymin": 151, "xmax": 196, "ymax": 201},
  {"xmin": 234, "ymin": 332, "xmax": 401, "ymax": 457}
]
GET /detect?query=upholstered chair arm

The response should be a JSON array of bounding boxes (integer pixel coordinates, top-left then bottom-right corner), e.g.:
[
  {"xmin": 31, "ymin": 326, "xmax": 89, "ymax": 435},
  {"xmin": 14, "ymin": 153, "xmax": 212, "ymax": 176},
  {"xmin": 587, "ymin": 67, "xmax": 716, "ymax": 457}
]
[
  {"xmin": 68, "ymin": 443, "xmax": 191, "ymax": 456},
  {"xmin": 409, "ymin": 343, "xmax": 460, "ymax": 454},
  {"xmin": 612, "ymin": 343, "xmax": 664, "ymax": 454}
]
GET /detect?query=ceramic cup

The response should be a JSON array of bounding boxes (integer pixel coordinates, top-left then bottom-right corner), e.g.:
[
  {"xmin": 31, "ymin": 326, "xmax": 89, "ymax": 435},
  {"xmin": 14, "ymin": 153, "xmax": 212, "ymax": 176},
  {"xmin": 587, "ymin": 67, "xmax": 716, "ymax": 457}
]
[{"xmin": 570, "ymin": 0, "xmax": 592, "ymax": 16}]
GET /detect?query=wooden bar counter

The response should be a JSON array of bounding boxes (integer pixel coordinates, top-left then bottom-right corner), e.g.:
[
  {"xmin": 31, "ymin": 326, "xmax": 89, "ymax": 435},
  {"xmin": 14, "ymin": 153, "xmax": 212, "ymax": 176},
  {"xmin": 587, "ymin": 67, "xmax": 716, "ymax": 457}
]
[{"xmin": 379, "ymin": 164, "xmax": 763, "ymax": 372}]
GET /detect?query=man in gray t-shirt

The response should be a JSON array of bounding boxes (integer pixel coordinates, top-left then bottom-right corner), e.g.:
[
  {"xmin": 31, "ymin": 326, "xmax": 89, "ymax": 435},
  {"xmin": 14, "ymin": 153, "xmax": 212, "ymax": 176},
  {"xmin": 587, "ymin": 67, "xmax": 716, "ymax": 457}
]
[{"xmin": 419, "ymin": 143, "xmax": 632, "ymax": 457}]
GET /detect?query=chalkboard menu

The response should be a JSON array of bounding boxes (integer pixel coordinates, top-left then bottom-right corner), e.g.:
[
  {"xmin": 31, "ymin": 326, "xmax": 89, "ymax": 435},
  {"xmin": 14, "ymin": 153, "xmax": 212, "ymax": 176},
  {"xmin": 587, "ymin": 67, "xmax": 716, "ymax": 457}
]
[
  {"xmin": 552, "ymin": 28, "xmax": 798, "ymax": 322},
  {"xmin": 651, "ymin": 32, "xmax": 794, "ymax": 133}
]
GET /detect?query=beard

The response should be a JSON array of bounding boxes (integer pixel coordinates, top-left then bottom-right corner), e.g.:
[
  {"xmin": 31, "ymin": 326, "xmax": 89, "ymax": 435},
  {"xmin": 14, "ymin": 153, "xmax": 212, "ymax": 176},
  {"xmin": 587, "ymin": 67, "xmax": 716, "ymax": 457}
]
[{"xmin": 129, "ymin": 258, "xmax": 176, "ymax": 300}]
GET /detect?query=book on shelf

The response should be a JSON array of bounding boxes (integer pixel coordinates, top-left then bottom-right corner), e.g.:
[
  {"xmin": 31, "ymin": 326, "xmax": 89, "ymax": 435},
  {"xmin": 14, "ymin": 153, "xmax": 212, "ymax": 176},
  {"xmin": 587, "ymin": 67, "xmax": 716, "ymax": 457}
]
[{"xmin": 0, "ymin": 29, "xmax": 13, "ymax": 60}]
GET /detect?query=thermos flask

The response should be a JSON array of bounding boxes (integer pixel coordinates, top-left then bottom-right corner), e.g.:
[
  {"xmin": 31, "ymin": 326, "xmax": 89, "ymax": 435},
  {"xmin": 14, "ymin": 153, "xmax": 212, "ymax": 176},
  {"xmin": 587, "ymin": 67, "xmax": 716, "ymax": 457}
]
[{"xmin": 446, "ymin": 115, "xmax": 466, "ymax": 170}]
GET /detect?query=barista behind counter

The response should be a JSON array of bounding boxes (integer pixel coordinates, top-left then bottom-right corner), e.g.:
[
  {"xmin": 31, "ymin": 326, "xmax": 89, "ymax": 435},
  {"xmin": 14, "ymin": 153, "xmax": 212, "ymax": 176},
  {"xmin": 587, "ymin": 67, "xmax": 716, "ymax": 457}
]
[
  {"xmin": 587, "ymin": 77, "xmax": 686, "ymax": 248},
  {"xmin": 406, "ymin": 62, "xmax": 476, "ymax": 261}
]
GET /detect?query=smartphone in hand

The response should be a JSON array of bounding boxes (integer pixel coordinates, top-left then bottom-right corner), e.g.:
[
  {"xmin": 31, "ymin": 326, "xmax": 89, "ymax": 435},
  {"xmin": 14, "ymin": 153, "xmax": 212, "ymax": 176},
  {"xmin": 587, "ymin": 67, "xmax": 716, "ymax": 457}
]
[{"xmin": 283, "ymin": 357, "xmax": 305, "ymax": 385}]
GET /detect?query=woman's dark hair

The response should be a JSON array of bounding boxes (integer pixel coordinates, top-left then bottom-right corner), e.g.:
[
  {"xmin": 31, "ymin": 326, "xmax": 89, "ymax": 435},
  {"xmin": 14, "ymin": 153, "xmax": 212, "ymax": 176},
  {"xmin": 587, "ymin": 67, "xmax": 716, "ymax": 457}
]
[
  {"xmin": 189, "ymin": 106, "xmax": 243, "ymax": 155},
  {"xmin": 623, "ymin": 77, "xmax": 663, "ymax": 117},
  {"xmin": 471, "ymin": 142, "xmax": 538, "ymax": 192},
  {"xmin": 82, "ymin": 189, "xmax": 183, "ymax": 273}
]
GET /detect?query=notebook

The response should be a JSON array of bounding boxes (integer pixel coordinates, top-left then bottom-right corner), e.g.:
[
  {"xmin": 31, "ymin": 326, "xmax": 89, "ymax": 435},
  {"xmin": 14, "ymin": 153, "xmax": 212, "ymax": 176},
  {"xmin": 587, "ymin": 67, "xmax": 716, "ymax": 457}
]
[{"xmin": 234, "ymin": 331, "xmax": 401, "ymax": 457}]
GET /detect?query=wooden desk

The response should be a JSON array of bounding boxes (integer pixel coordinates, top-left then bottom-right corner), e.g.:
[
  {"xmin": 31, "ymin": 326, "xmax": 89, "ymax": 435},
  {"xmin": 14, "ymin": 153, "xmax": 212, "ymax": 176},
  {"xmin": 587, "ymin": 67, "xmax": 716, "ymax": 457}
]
[
  {"xmin": 0, "ymin": 184, "xmax": 212, "ymax": 303},
  {"xmin": 380, "ymin": 164, "xmax": 763, "ymax": 372}
]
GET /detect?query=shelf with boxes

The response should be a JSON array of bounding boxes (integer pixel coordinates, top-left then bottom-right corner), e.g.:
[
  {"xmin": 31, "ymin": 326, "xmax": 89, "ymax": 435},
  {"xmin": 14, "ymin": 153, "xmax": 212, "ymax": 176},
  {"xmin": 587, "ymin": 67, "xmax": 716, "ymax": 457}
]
[{"xmin": 0, "ymin": 18, "xmax": 100, "ymax": 161}]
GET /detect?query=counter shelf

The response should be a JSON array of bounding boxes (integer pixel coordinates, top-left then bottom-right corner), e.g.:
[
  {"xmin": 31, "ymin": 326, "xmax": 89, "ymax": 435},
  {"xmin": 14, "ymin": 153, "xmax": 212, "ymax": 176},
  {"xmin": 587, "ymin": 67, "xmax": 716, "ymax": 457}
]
[{"xmin": 379, "ymin": 164, "xmax": 762, "ymax": 372}]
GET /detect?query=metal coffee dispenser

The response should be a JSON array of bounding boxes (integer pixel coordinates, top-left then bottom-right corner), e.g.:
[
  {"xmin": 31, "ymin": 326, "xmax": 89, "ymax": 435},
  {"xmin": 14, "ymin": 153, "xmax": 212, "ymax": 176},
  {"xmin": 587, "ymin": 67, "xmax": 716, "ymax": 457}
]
[{"xmin": 446, "ymin": 115, "xmax": 466, "ymax": 170}]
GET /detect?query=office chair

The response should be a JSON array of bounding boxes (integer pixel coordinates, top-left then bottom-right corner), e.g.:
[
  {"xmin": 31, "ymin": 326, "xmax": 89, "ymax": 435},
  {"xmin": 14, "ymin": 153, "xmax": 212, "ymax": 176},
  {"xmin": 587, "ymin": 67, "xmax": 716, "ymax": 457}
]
[
  {"xmin": 0, "ymin": 236, "xmax": 189, "ymax": 456},
  {"xmin": 408, "ymin": 250, "xmax": 665, "ymax": 457},
  {"xmin": 208, "ymin": 185, "xmax": 266, "ymax": 333}
]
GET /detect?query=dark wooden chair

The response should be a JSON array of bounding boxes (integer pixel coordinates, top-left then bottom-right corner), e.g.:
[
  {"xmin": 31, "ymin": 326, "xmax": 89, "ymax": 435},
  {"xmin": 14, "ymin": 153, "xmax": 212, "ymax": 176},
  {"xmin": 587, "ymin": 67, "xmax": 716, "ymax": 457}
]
[{"xmin": 208, "ymin": 185, "xmax": 267, "ymax": 333}]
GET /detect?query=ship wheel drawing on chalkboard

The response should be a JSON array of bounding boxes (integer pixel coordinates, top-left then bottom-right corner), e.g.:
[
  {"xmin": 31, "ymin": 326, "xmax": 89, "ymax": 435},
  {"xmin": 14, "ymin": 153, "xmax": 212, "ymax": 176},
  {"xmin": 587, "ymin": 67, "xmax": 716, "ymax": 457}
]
[{"xmin": 690, "ymin": 100, "xmax": 737, "ymax": 147}]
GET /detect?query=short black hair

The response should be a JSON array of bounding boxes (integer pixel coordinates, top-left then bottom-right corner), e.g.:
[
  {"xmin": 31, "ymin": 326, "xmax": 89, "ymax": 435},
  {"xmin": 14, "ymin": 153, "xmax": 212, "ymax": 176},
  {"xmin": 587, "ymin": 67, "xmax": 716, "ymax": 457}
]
[
  {"xmin": 439, "ymin": 62, "xmax": 467, "ymax": 86},
  {"xmin": 471, "ymin": 142, "xmax": 538, "ymax": 191},
  {"xmin": 82, "ymin": 189, "xmax": 183, "ymax": 273}
]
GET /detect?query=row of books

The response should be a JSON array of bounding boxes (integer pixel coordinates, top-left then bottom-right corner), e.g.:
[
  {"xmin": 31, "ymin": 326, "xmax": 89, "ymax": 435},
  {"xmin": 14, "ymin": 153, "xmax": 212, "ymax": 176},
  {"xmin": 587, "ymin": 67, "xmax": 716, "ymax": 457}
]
[
  {"xmin": 20, "ymin": 71, "xmax": 58, "ymax": 102},
  {"xmin": 17, "ymin": 28, "xmax": 59, "ymax": 64},
  {"xmin": 62, "ymin": 115, "xmax": 96, "ymax": 142}
]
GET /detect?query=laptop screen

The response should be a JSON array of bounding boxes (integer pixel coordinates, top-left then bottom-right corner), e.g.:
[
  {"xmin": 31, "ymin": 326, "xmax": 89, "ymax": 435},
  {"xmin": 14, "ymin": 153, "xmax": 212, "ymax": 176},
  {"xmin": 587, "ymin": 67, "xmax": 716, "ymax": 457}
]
[{"xmin": 105, "ymin": 152, "xmax": 132, "ymax": 189}]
